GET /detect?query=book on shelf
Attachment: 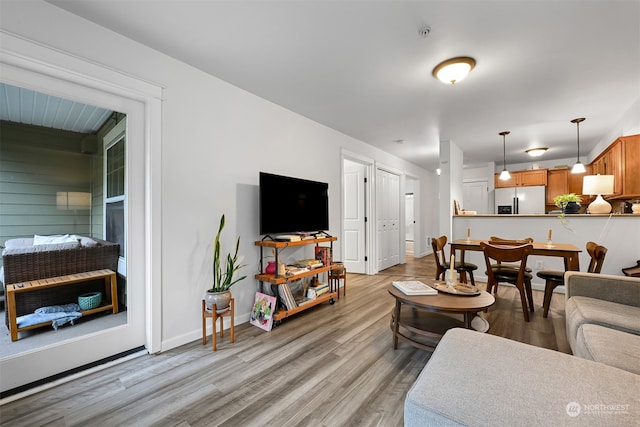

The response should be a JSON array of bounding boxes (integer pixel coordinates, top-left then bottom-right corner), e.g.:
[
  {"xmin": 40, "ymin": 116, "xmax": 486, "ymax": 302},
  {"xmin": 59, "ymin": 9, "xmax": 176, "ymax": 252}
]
[
  {"xmin": 278, "ymin": 284, "xmax": 298, "ymax": 310},
  {"xmin": 314, "ymin": 246, "xmax": 331, "ymax": 266},
  {"xmin": 306, "ymin": 283, "xmax": 330, "ymax": 299},
  {"xmin": 295, "ymin": 259, "xmax": 323, "ymax": 268},
  {"xmin": 392, "ymin": 280, "xmax": 437, "ymax": 295}
]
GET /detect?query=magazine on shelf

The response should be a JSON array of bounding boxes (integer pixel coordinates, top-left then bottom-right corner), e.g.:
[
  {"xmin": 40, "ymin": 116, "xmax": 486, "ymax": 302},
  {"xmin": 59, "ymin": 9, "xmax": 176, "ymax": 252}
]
[{"xmin": 392, "ymin": 280, "xmax": 437, "ymax": 295}]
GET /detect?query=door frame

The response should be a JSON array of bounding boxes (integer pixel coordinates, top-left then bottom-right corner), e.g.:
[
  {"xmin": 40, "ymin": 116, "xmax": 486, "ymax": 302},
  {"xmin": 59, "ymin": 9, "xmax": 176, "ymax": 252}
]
[
  {"xmin": 341, "ymin": 150, "xmax": 374, "ymax": 275},
  {"xmin": 0, "ymin": 32, "xmax": 162, "ymax": 393}
]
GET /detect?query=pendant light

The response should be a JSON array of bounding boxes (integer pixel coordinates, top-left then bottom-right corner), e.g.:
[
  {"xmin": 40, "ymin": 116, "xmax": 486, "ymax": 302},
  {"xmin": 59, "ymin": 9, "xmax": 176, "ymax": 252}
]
[
  {"xmin": 571, "ymin": 117, "xmax": 586, "ymax": 174},
  {"xmin": 499, "ymin": 131, "xmax": 511, "ymax": 180}
]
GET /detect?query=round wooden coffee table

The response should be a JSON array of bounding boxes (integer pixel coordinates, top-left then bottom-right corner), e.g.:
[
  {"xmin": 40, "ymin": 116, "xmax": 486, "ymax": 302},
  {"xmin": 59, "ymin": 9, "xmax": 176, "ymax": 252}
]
[{"xmin": 388, "ymin": 283, "xmax": 495, "ymax": 351}]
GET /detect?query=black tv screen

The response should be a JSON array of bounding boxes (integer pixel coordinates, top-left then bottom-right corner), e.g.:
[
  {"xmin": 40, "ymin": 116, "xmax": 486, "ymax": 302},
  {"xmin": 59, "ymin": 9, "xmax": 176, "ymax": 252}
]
[{"xmin": 259, "ymin": 172, "xmax": 329, "ymax": 235}]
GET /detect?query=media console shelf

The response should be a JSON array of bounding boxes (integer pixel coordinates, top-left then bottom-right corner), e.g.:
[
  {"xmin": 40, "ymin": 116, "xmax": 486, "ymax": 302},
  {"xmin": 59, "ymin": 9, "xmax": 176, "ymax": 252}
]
[{"xmin": 255, "ymin": 236, "xmax": 338, "ymax": 323}]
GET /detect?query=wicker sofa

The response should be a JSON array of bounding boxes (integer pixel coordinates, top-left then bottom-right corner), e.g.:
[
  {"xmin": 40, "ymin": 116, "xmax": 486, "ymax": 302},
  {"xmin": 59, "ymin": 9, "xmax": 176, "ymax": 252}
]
[{"xmin": 1, "ymin": 236, "xmax": 119, "ymax": 325}]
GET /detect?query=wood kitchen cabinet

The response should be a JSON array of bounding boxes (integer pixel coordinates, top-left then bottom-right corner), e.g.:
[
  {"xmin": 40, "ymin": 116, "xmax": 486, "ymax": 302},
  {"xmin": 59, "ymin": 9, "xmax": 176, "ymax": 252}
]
[
  {"xmin": 620, "ymin": 134, "xmax": 640, "ymax": 198},
  {"xmin": 546, "ymin": 169, "xmax": 568, "ymax": 204},
  {"xmin": 591, "ymin": 133, "xmax": 639, "ymax": 199},
  {"xmin": 591, "ymin": 139, "xmax": 622, "ymax": 196},
  {"xmin": 495, "ymin": 169, "xmax": 547, "ymax": 188}
]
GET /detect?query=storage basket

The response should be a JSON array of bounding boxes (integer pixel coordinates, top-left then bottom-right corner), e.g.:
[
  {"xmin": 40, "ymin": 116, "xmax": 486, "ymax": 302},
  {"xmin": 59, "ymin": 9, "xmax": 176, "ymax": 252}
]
[{"xmin": 78, "ymin": 291, "xmax": 102, "ymax": 310}]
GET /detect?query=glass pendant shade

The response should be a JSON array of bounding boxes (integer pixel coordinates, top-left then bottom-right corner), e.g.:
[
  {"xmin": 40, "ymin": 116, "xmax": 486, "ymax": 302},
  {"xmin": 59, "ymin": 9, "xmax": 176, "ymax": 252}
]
[
  {"xmin": 571, "ymin": 162, "xmax": 586, "ymax": 174},
  {"xmin": 499, "ymin": 131, "xmax": 510, "ymax": 180},
  {"xmin": 571, "ymin": 117, "xmax": 586, "ymax": 174}
]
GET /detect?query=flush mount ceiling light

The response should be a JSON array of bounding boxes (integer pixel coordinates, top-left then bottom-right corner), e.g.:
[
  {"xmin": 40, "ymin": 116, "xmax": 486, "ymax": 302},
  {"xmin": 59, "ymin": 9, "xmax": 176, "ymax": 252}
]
[
  {"xmin": 526, "ymin": 147, "xmax": 548, "ymax": 157},
  {"xmin": 432, "ymin": 56, "xmax": 476, "ymax": 84},
  {"xmin": 499, "ymin": 131, "xmax": 511, "ymax": 180},
  {"xmin": 571, "ymin": 117, "xmax": 586, "ymax": 174}
]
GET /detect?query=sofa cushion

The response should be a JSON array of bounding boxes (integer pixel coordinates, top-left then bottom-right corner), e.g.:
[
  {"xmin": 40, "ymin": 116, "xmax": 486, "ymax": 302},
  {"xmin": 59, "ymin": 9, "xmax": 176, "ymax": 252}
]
[
  {"xmin": 2, "ymin": 241, "xmax": 80, "ymax": 256},
  {"xmin": 405, "ymin": 328, "xmax": 639, "ymax": 427},
  {"xmin": 33, "ymin": 234, "xmax": 79, "ymax": 245},
  {"xmin": 574, "ymin": 324, "xmax": 640, "ymax": 374},
  {"xmin": 566, "ymin": 296, "xmax": 640, "ymax": 349},
  {"xmin": 3, "ymin": 238, "xmax": 34, "ymax": 249},
  {"xmin": 70, "ymin": 235, "xmax": 98, "ymax": 247}
]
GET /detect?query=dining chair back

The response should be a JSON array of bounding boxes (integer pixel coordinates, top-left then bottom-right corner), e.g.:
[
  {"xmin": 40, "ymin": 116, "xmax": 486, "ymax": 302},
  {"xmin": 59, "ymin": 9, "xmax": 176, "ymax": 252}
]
[
  {"xmin": 481, "ymin": 242, "xmax": 534, "ymax": 322},
  {"xmin": 486, "ymin": 236, "xmax": 534, "ymax": 277},
  {"xmin": 432, "ymin": 236, "xmax": 478, "ymax": 286},
  {"xmin": 586, "ymin": 241, "xmax": 607, "ymax": 273},
  {"xmin": 538, "ymin": 241, "xmax": 608, "ymax": 318}
]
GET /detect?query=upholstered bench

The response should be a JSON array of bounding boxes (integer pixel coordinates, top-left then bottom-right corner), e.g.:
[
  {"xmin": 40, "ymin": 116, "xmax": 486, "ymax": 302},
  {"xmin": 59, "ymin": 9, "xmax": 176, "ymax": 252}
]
[{"xmin": 405, "ymin": 328, "xmax": 638, "ymax": 426}]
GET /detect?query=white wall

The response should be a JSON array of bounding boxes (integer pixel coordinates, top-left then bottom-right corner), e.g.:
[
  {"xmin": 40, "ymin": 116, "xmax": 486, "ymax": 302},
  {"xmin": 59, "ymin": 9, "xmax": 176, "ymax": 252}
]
[{"xmin": 1, "ymin": 1, "xmax": 434, "ymax": 352}]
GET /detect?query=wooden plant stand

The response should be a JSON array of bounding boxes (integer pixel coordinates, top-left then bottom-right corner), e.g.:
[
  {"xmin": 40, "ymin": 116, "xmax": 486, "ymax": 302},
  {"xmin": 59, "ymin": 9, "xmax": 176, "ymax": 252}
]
[{"xmin": 201, "ymin": 298, "xmax": 235, "ymax": 351}]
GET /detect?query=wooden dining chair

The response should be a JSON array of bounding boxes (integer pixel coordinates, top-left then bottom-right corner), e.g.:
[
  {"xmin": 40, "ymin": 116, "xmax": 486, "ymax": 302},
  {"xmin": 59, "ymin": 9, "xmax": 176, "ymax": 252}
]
[
  {"xmin": 537, "ymin": 241, "xmax": 607, "ymax": 318},
  {"xmin": 431, "ymin": 236, "xmax": 478, "ymax": 286},
  {"xmin": 488, "ymin": 236, "xmax": 534, "ymax": 273},
  {"xmin": 481, "ymin": 242, "xmax": 534, "ymax": 322}
]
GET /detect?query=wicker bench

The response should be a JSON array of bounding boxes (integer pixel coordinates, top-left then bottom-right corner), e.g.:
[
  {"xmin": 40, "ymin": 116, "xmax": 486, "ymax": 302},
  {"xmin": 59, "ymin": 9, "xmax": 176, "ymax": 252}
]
[{"xmin": 6, "ymin": 269, "xmax": 118, "ymax": 341}]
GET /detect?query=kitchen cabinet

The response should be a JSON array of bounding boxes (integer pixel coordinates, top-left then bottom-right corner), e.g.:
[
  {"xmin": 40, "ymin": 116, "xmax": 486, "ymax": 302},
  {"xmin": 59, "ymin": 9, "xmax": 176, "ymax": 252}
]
[
  {"xmin": 591, "ymin": 134, "xmax": 639, "ymax": 199},
  {"xmin": 620, "ymin": 134, "xmax": 640, "ymax": 198},
  {"xmin": 546, "ymin": 169, "xmax": 568, "ymax": 204},
  {"xmin": 495, "ymin": 169, "xmax": 547, "ymax": 188},
  {"xmin": 591, "ymin": 139, "xmax": 622, "ymax": 196}
]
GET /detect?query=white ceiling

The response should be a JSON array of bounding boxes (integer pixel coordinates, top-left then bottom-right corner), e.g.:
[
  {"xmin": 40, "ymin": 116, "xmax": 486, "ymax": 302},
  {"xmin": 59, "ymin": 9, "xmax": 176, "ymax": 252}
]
[{"xmin": 46, "ymin": 1, "xmax": 640, "ymax": 170}]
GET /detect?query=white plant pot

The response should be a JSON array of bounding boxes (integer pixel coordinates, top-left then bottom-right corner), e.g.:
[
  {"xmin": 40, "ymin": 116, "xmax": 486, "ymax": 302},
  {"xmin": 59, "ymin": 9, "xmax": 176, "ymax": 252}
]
[{"xmin": 205, "ymin": 290, "xmax": 231, "ymax": 312}]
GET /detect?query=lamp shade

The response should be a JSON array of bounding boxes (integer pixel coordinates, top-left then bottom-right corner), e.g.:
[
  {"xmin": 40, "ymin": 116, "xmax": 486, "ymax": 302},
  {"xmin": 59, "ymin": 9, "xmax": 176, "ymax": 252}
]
[
  {"xmin": 582, "ymin": 175, "xmax": 614, "ymax": 214},
  {"xmin": 582, "ymin": 175, "xmax": 614, "ymax": 196}
]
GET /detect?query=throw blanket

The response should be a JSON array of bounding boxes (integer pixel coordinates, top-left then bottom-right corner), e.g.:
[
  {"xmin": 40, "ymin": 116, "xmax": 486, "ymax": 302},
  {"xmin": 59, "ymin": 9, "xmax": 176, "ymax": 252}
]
[{"xmin": 16, "ymin": 303, "xmax": 83, "ymax": 330}]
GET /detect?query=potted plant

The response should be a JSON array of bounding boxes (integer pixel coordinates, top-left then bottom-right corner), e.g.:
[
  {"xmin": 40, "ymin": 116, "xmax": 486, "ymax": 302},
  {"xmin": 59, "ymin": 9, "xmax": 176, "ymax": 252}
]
[
  {"xmin": 205, "ymin": 214, "xmax": 246, "ymax": 312},
  {"xmin": 553, "ymin": 193, "xmax": 582, "ymax": 217}
]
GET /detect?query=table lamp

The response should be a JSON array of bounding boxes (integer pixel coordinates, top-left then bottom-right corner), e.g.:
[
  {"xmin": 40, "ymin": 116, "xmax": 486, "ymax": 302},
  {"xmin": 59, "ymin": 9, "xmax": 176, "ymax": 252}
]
[{"xmin": 582, "ymin": 175, "xmax": 614, "ymax": 214}]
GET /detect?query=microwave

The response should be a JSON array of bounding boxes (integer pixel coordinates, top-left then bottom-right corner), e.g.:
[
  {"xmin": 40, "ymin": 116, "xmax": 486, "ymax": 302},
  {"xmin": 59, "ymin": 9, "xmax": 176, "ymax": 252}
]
[{"xmin": 497, "ymin": 205, "xmax": 513, "ymax": 214}]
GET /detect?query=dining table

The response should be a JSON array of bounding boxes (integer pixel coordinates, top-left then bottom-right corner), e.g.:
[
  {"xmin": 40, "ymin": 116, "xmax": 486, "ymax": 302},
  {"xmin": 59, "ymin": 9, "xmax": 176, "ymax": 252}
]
[{"xmin": 449, "ymin": 239, "xmax": 582, "ymax": 271}]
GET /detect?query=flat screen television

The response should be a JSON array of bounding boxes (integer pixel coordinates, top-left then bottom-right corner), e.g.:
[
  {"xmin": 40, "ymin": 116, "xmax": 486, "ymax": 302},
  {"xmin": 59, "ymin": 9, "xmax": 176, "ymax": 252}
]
[{"xmin": 259, "ymin": 172, "xmax": 329, "ymax": 235}]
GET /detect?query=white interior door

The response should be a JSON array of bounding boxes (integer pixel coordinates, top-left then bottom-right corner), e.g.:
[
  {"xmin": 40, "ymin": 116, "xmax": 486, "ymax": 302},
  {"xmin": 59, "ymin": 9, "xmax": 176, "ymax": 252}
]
[
  {"xmin": 342, "ymin": 159, "xmax": 367, "ymax": 274},
  {"xmin": 463, "ymin": 180, "xmax": 488, "ymax": 214},
  {"xmin": 377, "ymin": 168, "xmax": 400, "ymax": 271},
  {"xmin": 405, "ymin": 194, "xmax": 414, "ymax": 241}
]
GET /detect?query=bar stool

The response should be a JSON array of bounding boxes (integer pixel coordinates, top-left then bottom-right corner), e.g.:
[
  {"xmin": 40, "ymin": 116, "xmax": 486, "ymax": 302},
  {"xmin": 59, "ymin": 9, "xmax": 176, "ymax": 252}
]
[
  {"xmin": 202, "ymin": 298, "xmax": 235, "ymax": 351},
  {"xmin": 329, "ymin": 263, "xmax": 346, "ymax": 299}
]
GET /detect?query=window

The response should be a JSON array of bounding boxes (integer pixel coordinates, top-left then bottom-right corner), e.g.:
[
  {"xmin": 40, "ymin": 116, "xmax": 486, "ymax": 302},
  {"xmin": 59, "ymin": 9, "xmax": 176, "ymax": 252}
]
[{"xmin": 104, "ymin": 119, "xmax": 126, "ymax": 259}]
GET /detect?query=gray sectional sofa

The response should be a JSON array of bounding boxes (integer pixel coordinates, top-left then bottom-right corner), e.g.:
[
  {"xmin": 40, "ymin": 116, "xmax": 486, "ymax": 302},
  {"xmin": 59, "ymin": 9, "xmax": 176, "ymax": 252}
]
[{"xmin": 404, "ymin": 272, "xmax": 640, "ymax": 426}]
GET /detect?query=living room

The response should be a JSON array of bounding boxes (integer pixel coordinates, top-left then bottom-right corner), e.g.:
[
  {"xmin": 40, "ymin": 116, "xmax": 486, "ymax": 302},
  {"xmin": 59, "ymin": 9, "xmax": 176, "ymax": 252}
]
[{"xmin": 1, "ymin": 1, "xmax": 639, "ymax": 423}]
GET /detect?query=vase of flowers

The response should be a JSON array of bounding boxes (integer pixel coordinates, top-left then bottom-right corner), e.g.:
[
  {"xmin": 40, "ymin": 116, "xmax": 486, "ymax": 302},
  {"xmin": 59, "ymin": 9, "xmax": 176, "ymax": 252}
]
[{"xmin": 205, "ymin": 214, "xmax": 246, "ymax": 312}]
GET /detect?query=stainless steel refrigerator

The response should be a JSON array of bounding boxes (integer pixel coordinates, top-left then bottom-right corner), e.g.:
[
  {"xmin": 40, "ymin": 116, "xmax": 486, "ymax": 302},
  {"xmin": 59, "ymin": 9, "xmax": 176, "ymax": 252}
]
[{"xmin": 495, "ymin": 185, "xmax": 546, "ymax": 214}]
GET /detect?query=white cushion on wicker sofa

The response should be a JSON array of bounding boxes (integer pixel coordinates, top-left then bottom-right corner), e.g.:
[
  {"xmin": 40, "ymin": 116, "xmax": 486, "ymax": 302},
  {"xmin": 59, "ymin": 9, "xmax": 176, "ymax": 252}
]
[{"xmin": 33, "ymin": 234, "xmax": 78, "ymax": 245}]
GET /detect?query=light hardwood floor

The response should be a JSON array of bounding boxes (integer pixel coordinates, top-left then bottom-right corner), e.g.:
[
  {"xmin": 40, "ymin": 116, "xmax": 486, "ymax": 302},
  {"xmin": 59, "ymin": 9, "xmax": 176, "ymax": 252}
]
[{"xmin": 0, "ymin": 255, "xmax": 570, "ymax": 426}]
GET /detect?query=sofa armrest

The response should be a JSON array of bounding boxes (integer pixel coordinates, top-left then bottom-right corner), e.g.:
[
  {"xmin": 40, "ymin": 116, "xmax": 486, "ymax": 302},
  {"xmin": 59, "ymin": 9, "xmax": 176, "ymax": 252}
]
[{"xmin": 565, "ymin": 271, "xmax": 640, "ymax": 307}]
